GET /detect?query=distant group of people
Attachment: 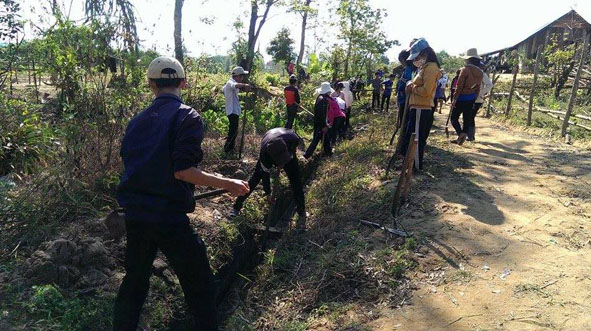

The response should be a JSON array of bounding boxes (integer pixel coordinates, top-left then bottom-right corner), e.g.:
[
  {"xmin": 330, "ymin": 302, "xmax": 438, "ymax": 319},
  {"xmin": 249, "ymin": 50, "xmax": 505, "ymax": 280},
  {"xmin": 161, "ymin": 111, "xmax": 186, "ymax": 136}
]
[{"xmin": 113, "ymin": 36, "xmax": 495, "ymax": 329}]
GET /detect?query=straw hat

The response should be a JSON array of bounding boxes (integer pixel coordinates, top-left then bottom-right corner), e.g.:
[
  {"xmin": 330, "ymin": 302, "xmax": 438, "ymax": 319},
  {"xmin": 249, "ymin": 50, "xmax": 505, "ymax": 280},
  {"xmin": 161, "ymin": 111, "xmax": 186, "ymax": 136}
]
[{"xmin": 462, "ymin": 48, "xmax": 482, "ymax": 60}]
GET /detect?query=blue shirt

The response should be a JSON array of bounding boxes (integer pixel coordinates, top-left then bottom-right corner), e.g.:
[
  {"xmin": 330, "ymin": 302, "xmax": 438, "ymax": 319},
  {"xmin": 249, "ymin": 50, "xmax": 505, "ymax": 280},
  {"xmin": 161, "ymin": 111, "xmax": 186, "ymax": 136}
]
[
  {"xmin": 396, "ymin": 66, "xmax": 415, "ymax": 105},
  {"xmin": 117, "ymin": 94, "xmax": 204, "ymax": 222},
  {"xmin": 382, "ymin": 79, "xmax": 394, "ymax": 96}
]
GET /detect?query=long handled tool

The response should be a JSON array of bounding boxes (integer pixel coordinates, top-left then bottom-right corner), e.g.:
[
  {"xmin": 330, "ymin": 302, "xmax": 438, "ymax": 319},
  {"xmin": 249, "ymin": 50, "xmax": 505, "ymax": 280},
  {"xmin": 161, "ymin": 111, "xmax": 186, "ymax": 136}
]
[
  {"xmin": 445, "ymin": 102, "xmax": 453, "ymax": 138},
  {"xmin": 389, "ymin": 94, "xmax": 410, "ymax": 145},
  {"xmin": 238, "ymin": 90, "xmax": 252, "ymax": 159}
]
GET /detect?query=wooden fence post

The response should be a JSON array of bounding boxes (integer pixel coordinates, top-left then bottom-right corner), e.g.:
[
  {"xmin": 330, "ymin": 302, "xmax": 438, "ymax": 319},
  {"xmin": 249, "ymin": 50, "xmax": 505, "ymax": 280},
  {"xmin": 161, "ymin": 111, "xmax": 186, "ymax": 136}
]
[
  {"xmin": 486, "ymin": 71, "xmax": 498, "ymax": 118},
  {"xmin": 527, "ymin": 45, "xmax": 544, "ymax": 126},
  {"xmin": 505, "ymin": 60, "xmax": 519, "ymax": 116},
  {"xmin": 562, "ymin": 29, "xmax": 589, "ymax": 137}
]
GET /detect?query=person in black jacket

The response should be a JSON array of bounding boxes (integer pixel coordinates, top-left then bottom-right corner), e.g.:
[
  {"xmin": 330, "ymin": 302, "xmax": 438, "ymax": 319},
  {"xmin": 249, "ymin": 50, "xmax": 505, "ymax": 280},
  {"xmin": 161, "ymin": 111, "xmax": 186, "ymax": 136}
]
[
  {"xmin": 114, "ymin": 56, "xmax": 249, "ymax": 331},
  {"xmin": 231, "ymin": 128, "xmax": 306, "ymax": 229},
  {"xmin": 304, "ymin": 82, "xmax": 333, "ymax": 158}
]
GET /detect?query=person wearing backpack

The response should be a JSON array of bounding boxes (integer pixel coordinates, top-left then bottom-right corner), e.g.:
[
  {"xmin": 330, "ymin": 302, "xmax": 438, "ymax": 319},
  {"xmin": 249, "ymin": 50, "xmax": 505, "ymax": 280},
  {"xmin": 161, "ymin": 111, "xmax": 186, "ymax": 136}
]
[
  {"xmin": 470, "ymin": 69, "xmax": 493, "ymax": 141},
  {"xmin": 450, "ymin": 48, "xmax": 484, "ymax": 145}
]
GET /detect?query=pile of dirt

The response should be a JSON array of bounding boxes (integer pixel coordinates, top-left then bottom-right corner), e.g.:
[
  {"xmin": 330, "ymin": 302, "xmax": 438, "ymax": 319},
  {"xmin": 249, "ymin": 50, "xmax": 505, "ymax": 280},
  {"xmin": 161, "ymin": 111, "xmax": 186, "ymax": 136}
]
[{"xmin": 21, "ymin": 237, "xmax": 119, "ymax": 289}]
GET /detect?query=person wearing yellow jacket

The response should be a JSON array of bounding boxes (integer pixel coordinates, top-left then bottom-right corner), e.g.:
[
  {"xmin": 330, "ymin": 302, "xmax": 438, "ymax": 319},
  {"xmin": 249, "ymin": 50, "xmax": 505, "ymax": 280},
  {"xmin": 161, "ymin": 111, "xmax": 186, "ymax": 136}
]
[{"xmin": 400, "ymin": 38, "xmax": 442, "ymax": 170}]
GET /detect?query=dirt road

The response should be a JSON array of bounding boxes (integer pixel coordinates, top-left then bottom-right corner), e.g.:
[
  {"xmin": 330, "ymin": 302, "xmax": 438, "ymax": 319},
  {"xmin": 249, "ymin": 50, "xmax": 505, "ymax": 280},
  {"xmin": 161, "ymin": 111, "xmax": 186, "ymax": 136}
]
[{"xmin": 371, "ymin": 107, "xmax": 591, "ymax": 330}]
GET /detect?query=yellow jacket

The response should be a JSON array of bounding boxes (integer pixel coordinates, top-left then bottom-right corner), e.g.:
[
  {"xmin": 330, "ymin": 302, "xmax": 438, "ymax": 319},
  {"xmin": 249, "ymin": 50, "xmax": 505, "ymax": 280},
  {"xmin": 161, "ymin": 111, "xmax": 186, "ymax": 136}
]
[{"xmin": 409, "ymin": 62, "xmax": 442, "ymax": 108}]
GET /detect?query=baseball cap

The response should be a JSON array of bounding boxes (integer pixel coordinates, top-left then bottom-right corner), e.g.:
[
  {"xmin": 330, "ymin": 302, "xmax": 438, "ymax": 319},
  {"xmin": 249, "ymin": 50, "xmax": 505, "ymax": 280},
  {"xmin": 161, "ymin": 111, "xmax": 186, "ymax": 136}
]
[
  {"xmin": 289, "ymin": 74, "xmax": 298, "ymax": 81},
  {"xmin": 407, "ymin": 38, "xmax": 429, "ymax": 61},
  {"xmin": 267, "ymin": 139, "xmax": 292, "ymax": 167},
  {"xmin": 231, "ymin": 66, "xmax": 249, "ymax": 76},
  {"xmin": 147, "ymin": 56, "xmax": 186, "ymax": 79}
]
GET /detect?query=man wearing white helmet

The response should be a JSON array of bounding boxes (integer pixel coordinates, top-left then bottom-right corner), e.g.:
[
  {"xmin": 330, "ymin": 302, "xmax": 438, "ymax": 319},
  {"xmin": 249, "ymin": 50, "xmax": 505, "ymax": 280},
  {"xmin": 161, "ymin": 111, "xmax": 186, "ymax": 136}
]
[{"xmin": 114, "ymin": 56, "xmax": 249, "ymax": 330}]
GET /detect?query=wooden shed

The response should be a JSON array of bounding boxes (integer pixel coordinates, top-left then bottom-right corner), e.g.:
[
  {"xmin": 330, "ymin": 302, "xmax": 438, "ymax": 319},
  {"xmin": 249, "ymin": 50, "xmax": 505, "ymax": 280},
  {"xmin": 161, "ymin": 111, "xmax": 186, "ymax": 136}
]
[{"xmin": 482, "ymin": 9, "xmax": 591, "ymax": 66}]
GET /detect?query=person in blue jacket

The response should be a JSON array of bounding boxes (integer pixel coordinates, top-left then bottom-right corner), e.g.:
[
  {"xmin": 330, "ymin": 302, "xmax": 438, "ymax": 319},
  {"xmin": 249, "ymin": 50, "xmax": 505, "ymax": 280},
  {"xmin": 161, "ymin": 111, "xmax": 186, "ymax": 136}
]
[
  {"xmin": 395, "ymin": 50, "xmax": 416, "ymax": 126},
  {"xmin": 114, "ymin": 56, "xmax": 250, "ymax": 331}
]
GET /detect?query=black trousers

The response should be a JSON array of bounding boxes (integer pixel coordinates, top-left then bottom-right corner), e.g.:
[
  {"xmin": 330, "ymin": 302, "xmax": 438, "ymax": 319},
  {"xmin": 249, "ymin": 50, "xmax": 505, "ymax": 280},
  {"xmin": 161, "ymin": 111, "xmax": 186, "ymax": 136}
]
[
  {"xmin": 451, "ymin": 100, "xmax": 476, "ymax": 136},
  {"xmin": 372, "ymin": 91, "xmax": 380, "ymax": 108},
  {"xmin": 381, "ymin": 93, "xmax": 391, "ymax": 111},
  {"xmin": 113, "ymin": 218, "xmax": 217, "ymax": 331},
  {"xmin": 400, "ymin": 108, "xmax": 434, "ymax": 170},
  {"xmin": 329, "ymin": 117, "xmax": 346, "ymax": 145},
  {"xmin": 304, "ymin": 126, "xmax": 331, "ymax": 158},
  {"xmin": 284, "ymin": 104, "xmax": 298, "ymax": 129},
  {"xmin": 224, "ymin": 114, "xmax": 239, "ymax": 153},
  {"xmin": 233, "ymin": 156, "xmax": 306, "ymax": 216},
  {"xmin": 470, "ymin": 103, "xmax": 484, "ymax": 140}
]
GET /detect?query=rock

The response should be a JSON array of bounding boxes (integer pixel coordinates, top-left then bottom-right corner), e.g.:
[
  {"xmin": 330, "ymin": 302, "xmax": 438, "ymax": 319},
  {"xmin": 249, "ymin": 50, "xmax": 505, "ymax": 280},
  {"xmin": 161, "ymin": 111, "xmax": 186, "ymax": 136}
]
[
  {"xmin": 47, "ymin": 239, "xmax": 77, "ymax": 264},
  {"xmin": 232, "ymin": 169, "xmax": 248, "ymax": 180}
]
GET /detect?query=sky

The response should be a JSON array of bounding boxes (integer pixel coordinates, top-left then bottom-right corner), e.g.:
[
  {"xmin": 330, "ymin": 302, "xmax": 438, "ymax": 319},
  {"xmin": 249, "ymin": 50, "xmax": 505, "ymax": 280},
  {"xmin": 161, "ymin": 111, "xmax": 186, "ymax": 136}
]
[{"xmin": 19, "ymin": 0, "xmax": 591, "ymax": 63}]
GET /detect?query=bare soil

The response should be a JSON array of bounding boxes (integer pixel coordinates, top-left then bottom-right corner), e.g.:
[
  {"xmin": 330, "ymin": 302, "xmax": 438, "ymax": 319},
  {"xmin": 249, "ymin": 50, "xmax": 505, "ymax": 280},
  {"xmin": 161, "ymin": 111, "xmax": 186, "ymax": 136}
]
[{"xmin": 369, "ymin": 106, "xmax": 591, "ymax": 330}]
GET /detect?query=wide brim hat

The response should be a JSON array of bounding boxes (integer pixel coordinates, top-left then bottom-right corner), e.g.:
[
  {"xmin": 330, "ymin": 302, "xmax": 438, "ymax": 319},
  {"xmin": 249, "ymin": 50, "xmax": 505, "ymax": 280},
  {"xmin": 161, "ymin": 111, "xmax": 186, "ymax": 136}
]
[
  {"xmin": 147, "ymin": 56, "xmax": 186, "ymax": 79},
  {"xmin": 462, "ymin": 48, "xmax": 482, "ymax": 60},
  {"xmin": 316, "ymin": 82, "xmax": 334, "ymax": 95},
  {"xmin": 407, "ymin": 38, "xmax": 429, "ymax": 61}
]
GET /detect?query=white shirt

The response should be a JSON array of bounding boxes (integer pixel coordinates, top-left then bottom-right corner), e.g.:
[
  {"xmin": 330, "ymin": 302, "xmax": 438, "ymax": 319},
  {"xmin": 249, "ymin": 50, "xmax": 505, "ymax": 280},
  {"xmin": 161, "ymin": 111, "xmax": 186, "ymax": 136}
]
[
  {"xmin": 477, "ymin": 73, "xmax": 493, "ymax": 103},
  {"xmin": 223, "ymin": 78, "xmax": 241, "ymax": 116}
]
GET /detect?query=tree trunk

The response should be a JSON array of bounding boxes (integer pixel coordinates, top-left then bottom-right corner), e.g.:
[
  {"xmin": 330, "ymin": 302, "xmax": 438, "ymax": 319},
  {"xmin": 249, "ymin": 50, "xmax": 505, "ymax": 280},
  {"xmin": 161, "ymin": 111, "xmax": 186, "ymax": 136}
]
[
  {"xmin": 174, "ymin": 0, "xmax": 185, "ymax": 64},
  {"xmin": 245, "ymin": 0, "xmax": 275, "ymax": 72},
  {"xmin": 555, "ymin": 61, "xmax": 575, "ymax": 99},
  {"xmin": 505, "ymin": 63, "xmax": 519, "ymax": 116},
  {"xmin": 562, "ymin": 29, "xmax": 589, "ymax": 137},
  {"xmin": 32, "ymin": 59, "xmax": 39, "ymax": 103},
  {"xmin": 296, "ymin": 0, "xmax": 312, "ymax": 66},
  {"xmin": 486, "ymin": 71, "xmax": 497, "ymax": 118},
  {"xmin": 527, "ymin": 45, "xmax": 544, "ymax": 126}
]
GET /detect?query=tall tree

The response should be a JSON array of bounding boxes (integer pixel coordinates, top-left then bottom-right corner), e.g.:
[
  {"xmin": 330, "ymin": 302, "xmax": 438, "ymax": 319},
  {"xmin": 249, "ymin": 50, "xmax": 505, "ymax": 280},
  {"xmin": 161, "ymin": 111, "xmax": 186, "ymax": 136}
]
[
  {"xmin": 266, "ymin": 27, "xmax": 295, "ymax": 67},
  {"xmin": 243, "ymin": 0, "xmax": 282, "ymax": 72},
  {"xmin": 174, "ymin": 0, "xmax": 184, "ymax": 63},
  {"xmin": 336, "ymin": 0, "xmax": 395, "ymax": 78},
  {"xmin": 289, "ymin": 0, "xmax": 315, "ymax": 66}
]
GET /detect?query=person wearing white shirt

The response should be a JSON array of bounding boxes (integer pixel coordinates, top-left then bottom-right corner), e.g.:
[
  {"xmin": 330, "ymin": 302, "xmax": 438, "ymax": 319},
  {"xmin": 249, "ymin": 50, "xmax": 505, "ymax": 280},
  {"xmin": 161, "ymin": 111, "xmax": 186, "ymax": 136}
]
[
  {"xmin": 223, "ymin": 66, "xmax": 251, "ymax": 153},
  {"xmin": 469, "ymin": 72, "xmax": 493, "ymax": 141}
]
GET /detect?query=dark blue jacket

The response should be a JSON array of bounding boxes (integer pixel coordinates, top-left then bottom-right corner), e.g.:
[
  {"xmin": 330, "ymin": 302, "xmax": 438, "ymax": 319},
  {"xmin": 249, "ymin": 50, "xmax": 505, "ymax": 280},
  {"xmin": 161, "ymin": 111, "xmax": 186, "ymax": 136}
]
[
  {"xmin": 396, "ymin": 66, "xmax": 415, "ymax": 105},
  {"xmin": 117, "ymin": 94, "xmax": 204, "ymax": 222}
]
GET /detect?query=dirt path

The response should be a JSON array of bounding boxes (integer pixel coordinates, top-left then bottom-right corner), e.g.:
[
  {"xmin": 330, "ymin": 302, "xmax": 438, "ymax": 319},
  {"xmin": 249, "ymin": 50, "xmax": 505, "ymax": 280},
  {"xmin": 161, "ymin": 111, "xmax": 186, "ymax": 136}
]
[{"xmin": 371, "ymin": 106, "xmax": 591, "ymax": 330}]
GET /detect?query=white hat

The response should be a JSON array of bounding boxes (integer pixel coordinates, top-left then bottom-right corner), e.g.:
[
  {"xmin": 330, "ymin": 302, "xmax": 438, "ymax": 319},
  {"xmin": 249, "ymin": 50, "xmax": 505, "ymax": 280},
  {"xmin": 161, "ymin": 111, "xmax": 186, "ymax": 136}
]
[
  {"xmin": 231, "ymin": 66, "xmax": 249, "ymax": 76},
  {"xmin": 316, "ymin": 82, "xmax": 334, "ymax": 95},
  {"xmin": 147, "ymin": 56, "xmax": 186, "ymax": 79},
  {"xmin": 462, "ymin": 48, "xmax": 482, "ymax": 60}
]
